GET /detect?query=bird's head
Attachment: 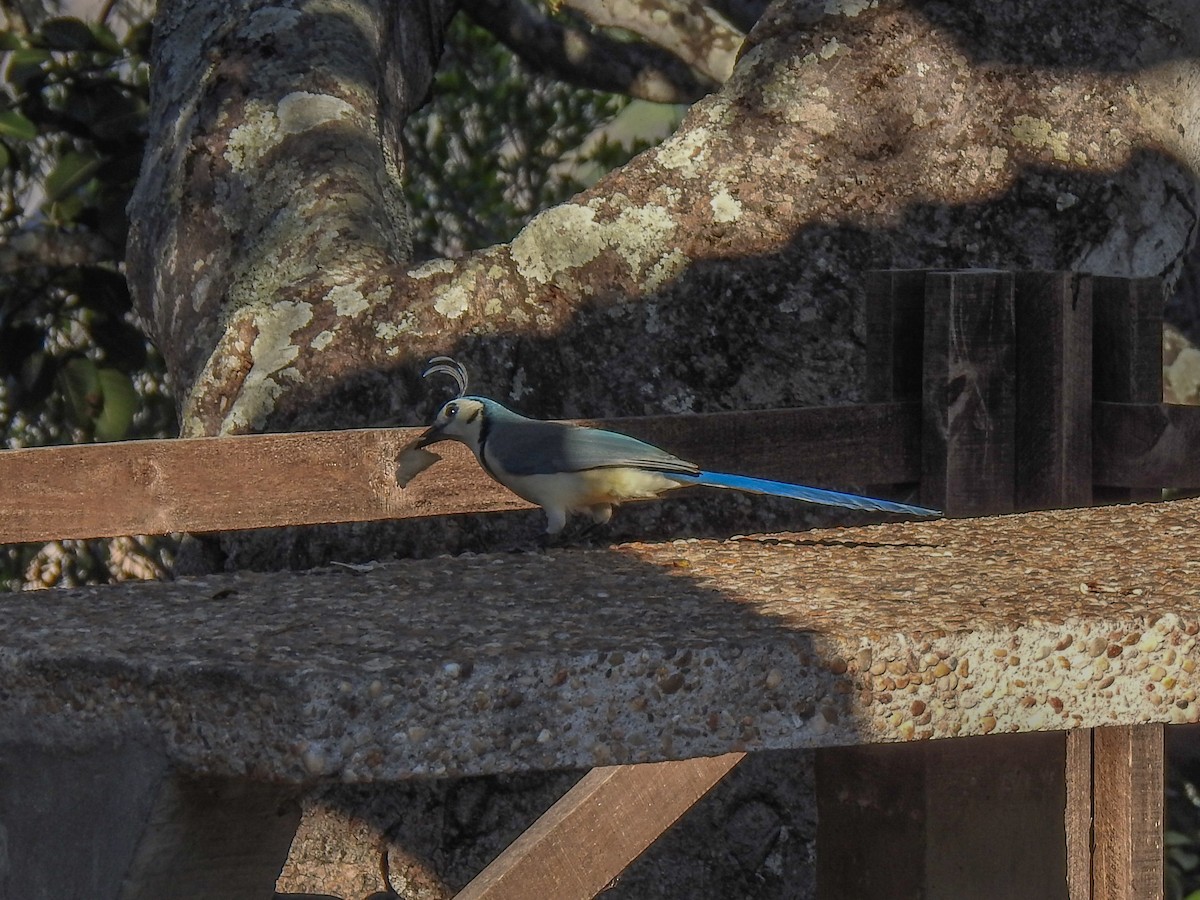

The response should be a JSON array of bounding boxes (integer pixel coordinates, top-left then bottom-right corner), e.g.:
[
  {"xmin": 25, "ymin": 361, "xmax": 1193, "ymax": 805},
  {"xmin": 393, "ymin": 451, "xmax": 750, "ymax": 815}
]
[{"xmin": 417, "ymin": 396, "xmax": 490, "ymax": 453}]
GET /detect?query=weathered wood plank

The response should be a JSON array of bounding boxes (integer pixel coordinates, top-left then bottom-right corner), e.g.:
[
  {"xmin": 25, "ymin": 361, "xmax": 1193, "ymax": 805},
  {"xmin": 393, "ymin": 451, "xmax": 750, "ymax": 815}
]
[
  {"xmin": 1093, "ymin": 401, "xmax": 1200, "ymax": 489},
  {"xmin": 0, "ymin": 403, "xmax": 921, "ymax": 544},
  {"xmin": 921, "ymin": 269, "xmax": 1017, "ymax": 515},
  {"xmin": 456, "ymin": 753, "xmax": 744, "ymax": 900},
  {"xmin": 865, "ymin": 268, "xmax": 929, "ymax": 402},
  {"xmin": 1092, "ymin": 275, "xmax": 1164, "ymax": 504},
  {"xmin": 1014, "ymin": 271, "xmax": 1093, "ymax": 510},
  {"xmin": 0, "ymin": 427, "xmax": 499, "ymax": 544},
  {"xmin": 1093, "ymin": 724, "xmax": 1164, "ymax": 900},
  {"xmin": 1065, "ymin": 729, "xmax": 1093, "ymax": 900}
]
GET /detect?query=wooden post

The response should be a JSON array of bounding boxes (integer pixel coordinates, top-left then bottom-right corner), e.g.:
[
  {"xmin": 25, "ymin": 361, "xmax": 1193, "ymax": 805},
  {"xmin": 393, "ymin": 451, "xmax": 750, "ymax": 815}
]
[
  {"xmin": 1092, "ymin": 725, "xmax": 1165, "ymax": 900},
  {"xmin": 817, "ymin": 732, "xmax": 1073, "ymax": 899},
  {"xmin": 1014, "ymin": 271, "xmax": 1094, "ymax": 510},
  {"xmin": 1091, "ymin": 275, "xmax": 1163, "ymax": 503},
  {"xmin": 919, "ymin": 269, "xmax": 1018, "ymax": 515},
  {"xmin": 1082, "ymin": 276, "xmax": 1166, "ymax": 900},
  {"xmin": 1066, "ymin": 730, "xmax": 1094, "ymax": 900},
  {"xmin": 865, "ymin": 268, "xmax": 929, "ymax": 403},
  {"xmin": 820, "ymin": 270, "xmax": 1139, "ymax": 900}
]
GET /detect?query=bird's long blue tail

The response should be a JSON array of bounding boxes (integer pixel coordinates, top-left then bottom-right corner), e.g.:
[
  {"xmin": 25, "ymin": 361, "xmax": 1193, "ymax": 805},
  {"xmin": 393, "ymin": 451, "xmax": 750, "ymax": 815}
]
[{"xmin": 679, "ymin": 471, "xmax": 940, "ymax": 517}]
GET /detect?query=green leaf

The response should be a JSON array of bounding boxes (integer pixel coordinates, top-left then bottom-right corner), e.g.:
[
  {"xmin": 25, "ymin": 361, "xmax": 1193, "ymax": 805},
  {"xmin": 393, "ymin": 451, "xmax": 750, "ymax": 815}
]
[
  {"xmin": 0, "ymin": 110, "xmax": 37, "ymax": 141},
  {"xmin": 0, "ymin": 142, "xmax": 10, "ymax": 170},
  {"xmin": 38, "ymin": 17, "xmax": 98, "ymax": 52},
  {"xmin": 94, "ymin": 367, "xmax": 137, "ymax": 441},
  {"xmin": 0, "ymin": 30, "xmax": 26, "ymax": 51},
  {"xmin": 55, "ymin": 358, "xmax": 139, "ymax": 440},
  {"xmin": 6, "ymin": 48, "xmax": 51, "ymax": 89},
  {"xmin": 44, "ymin": 193, "xmax": 85, "ymax": 226},
  {"xmin": 88, "ymin": 23, "xmax": 123, "ymax": 55},
  {"xmin": 43, "ymin": 151, "xmax": 101, "ymax": 202},
  {"xmin": 58, "ymin": 355, "xmax": 102, "ymax": 425},
  {"xmin": 123, "ymin": 21, "xmax": 153, "ymax": 58}
]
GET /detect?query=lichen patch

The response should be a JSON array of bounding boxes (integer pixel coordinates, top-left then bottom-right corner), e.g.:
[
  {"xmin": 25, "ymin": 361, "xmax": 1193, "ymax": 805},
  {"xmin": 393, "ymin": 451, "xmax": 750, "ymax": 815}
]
[
  {"xmin": 710, "ymin": 187, "xmax": 743, "ymax": 224},
  {"xmin": 434, "ymin": 281, "xmax": 472, "ymax": 319},
  {"xmin": 277, "ymin": 91, "xmax": 356, "ymax": 135},
  {"xmin": 1011, "ymin": 115, "xmax": 1072, "ymax": 162},
  {"xmin": 326, "ymin": 283, "xmax": 369, "ymax": 317},
  {"xmin": 510, "ymin": 205, "xmax": 606, "ymax": 285},
  {"xmin": 224, "ymin": 103, "xmax": 280, "ymax": 172},
  {"xmin": 824, "ymin": 0, "xmax": 877, "ymax": 16},
  {"xmin": 654, "ymin": 127, "xmax": 711, "ymax": 177},
  {"xmin": 221, "ymin": 300, "xmax": 313, "ymax": 432},
  {"xmin": 505, "ymin": 198, "xmax": 683, "ymax": 292},
  {"xmin": 409, "ymin": 258, "xmax": 456, "ymax": 280}
]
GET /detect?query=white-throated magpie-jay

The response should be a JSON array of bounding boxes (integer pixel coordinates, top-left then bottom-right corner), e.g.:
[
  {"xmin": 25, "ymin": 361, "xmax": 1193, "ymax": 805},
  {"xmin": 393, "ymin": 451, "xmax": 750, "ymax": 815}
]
[{"xmin": 414, "ymin": 357, "xmax": 940, "ymax": 534}]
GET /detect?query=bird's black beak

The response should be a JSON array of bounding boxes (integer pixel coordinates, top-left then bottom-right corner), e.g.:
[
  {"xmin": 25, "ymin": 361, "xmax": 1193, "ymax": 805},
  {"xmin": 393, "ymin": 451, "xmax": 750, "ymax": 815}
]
[{"xmin": 415, "ymin": 424, "xmax": 443, "ymax": 449}]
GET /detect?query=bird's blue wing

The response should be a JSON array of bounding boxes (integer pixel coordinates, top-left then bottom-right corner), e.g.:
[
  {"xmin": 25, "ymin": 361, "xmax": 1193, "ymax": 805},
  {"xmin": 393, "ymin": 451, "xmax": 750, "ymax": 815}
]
[
  {"xmin": 680, "ymin": 471, "xmax": 940, "ymax": 516},
  {"xmin": 485, "ymin": 414, "xmax": 698, "ymax": 477}
]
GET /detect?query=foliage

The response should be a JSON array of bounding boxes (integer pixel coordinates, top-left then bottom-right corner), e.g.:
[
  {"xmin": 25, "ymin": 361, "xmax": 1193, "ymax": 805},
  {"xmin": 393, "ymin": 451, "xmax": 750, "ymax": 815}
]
[
  {"xmin": 1169, "ymin": 759, "xmax": 1200, "ymax": 900},
  {"xmin": 0, "ymin": 11, "xmax": 175, "ymax": 589},
  {"xmin": 404, "ymin": 15, "xmax": 661, "ymax": 260},
  {"xmin": 0, "ymin": 14, "xmax": 158, "ymax": 439}
]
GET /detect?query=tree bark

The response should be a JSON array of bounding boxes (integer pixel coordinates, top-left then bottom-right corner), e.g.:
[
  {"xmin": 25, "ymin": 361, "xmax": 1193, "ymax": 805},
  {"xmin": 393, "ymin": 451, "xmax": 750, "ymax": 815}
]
[
  {"xmin": 127, "ymin": 0, "xmax": 455, "ymax": 432},
  {"xmin": 129, "ymin": 0, "xmax": 1200, "ymax": 441}
]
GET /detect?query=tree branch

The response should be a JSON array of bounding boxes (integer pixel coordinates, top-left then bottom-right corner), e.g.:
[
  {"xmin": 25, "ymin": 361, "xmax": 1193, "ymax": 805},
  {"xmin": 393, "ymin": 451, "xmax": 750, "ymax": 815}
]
[
  {"xmin": 462, "ymin": 0, "xmax": 717, "ymax": 104},
  {"xmin": 703, "ymin": 0, "xmax": 768, "ymax": 34},
  {"xmin": 562, "ymin": 0, "xmax": 744, "ymax": 83}
]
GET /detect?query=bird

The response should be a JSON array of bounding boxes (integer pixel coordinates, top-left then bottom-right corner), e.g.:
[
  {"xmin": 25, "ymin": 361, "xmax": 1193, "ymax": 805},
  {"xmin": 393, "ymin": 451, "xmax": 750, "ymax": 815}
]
[{"xmin": 414, "ymin": 357, "xmax": 940, "ymax": 534}]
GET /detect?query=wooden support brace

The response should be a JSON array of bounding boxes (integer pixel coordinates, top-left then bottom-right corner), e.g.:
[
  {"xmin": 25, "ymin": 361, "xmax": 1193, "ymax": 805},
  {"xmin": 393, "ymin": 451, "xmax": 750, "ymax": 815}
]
[
  {"xmin": 1092, "ymin": 725, "xmax": 1165, "ymax": 900},
  {"xmin": 456, "ymin": 753, "xmax": 744, "ymax": 900}
]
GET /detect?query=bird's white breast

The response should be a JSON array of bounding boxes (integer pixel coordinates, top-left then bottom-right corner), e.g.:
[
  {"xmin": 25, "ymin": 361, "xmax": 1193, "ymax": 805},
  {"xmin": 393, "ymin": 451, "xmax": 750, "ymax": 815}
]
[{"xmin": 499, "ymin": 467, "xmax": 683, "ymax": 513}]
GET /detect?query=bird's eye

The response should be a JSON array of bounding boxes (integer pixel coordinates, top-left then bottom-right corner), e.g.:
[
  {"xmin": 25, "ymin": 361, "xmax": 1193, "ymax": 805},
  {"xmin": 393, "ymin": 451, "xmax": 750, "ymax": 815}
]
[{"xmin": 445, "ymin": 402, "xmax": 458, "ymax": 418}]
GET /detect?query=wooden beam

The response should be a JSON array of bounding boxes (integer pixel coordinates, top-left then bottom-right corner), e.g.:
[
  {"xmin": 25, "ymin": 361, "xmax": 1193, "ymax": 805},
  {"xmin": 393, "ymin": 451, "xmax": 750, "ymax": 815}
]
[
  {"xmin": 1092, "ymin": 724, "xmax": 1164, "ymax": 900},
  {"xmin": 456, "ymin": 753, "xmax": 744, "ymax": 900},
  {"xmin": 0, "ymin": 403, "xmax": 921, "ymax": 544},
  {"xmin": 1092, "ymin": 401, "xmax": 1200, "ymax": 488}
]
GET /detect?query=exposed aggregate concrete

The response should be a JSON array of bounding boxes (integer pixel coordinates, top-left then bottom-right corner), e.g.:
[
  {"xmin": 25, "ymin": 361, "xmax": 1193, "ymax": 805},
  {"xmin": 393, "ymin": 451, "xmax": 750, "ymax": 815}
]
[{"xmin": 3, "ymin": 498, "xmax": 1199, "ymax": 782}]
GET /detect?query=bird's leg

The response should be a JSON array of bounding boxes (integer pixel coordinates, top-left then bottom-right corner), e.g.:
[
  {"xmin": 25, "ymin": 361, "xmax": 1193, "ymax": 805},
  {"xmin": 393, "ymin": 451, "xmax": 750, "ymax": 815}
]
[{"xmin": 555, "ymin": 505, "xmax": 615, "ymax": 546}]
